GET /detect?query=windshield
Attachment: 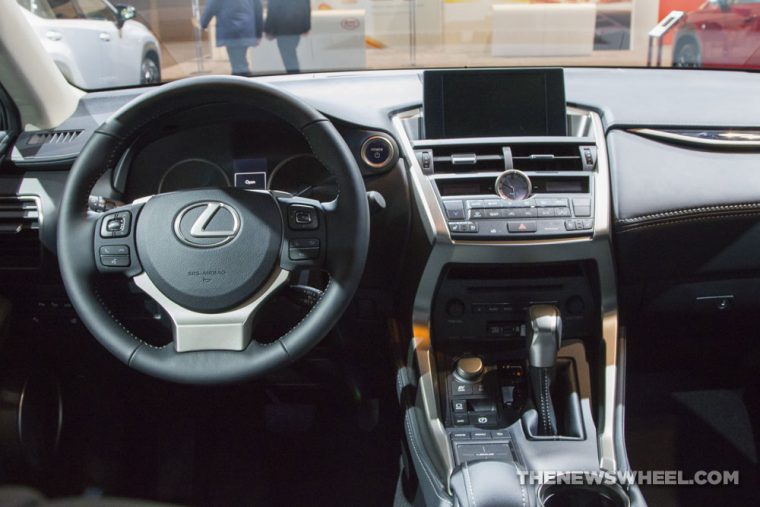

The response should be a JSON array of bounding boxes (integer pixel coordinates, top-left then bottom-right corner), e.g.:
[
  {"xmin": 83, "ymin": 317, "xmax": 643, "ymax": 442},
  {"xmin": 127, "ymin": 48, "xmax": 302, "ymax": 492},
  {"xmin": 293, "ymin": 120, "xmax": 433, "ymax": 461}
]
[{"xmin": 13, "ymin": 0, "xmax": 760, "ymax": 90}]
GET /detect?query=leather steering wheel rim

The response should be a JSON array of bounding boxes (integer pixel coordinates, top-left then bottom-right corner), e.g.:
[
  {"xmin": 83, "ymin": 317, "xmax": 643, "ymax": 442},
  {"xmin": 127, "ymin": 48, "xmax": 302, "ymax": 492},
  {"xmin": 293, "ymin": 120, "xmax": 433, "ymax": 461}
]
[{"xmin": 57, "ymin": 76, "xmax": 370, "ymax": 384}]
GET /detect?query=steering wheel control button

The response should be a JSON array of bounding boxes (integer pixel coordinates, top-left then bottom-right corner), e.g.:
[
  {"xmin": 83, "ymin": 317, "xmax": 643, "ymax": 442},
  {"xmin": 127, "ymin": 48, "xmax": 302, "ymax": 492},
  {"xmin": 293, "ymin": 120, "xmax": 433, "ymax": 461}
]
[
  {"xmin": 99, "ymin": 245, "xmax": 129, "ymax": 256},
  {"xmin": 288, "ymin": 204, "xmax": 318, "ymax": 230},
  {"xmin": 100, "ymin": 211, "xmax": 132, "ymax": 238},
  {"xmin": 100, "ymin": 255, "xmax": 130, "ymax": 268},
  {"xmin": 290, "ymin": 238, "xmax": 320, "ymax": 248},
  {"xmin": 361, "ymin": 135, "xmax": 395, "ymax": 170},
  {"xmin": 289, "ymin": 247, "xmax": 320, "ymax": 261}
]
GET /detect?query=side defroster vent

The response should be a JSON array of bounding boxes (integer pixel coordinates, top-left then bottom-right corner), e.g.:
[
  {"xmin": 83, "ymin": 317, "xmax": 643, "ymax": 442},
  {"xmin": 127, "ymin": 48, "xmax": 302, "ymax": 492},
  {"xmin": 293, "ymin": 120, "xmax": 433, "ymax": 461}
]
[
  {"xmin": 26, "ymin": 130, "xmax": 83, "ymax": 146},
  {"xmin": 0, "ymin": 197, "xmax": 42, "ymax": 269}
]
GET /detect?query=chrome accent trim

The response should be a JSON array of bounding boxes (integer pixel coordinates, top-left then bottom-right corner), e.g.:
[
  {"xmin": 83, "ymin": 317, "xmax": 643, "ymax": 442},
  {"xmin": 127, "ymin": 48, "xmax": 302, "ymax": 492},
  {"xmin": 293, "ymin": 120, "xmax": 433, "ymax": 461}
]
[
  {"xmin": 495, "ymin": 169, "xmax": 532, "ymax": 202},
  {"xmin": 174, "ymin": 202, "xmax": 241, "ymax": 248},
  {"xmin": 0, "ymin": 195, "xmax": 43, "ymax": 228},
  {"xmin": 630, "ymin": 128, "xmax": 760, "ymax": 148},
  {"xmin": 392, "ymin": 106, "xmax": 620, "ymax": 482},
  {"xmin": 133, "ymin": 268, "xmax": 290, "ymax": 352},
  {"xmin": 360, "ymin": 135, "xmax": 396, "ymax": 169},
  {"xmin": 132, "ymin": 195, "xmax": 153, "ymax": 205}
]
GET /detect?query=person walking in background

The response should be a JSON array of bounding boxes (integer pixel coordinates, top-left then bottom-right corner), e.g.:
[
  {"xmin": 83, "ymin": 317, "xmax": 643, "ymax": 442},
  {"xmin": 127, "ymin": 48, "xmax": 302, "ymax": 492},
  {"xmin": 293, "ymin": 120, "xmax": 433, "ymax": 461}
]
[
  {"xmin": 264, "ymin": 0, "xmax": 311, "ymax": 74},
  {"xmin": 199, "ymin": 0, "xmax": 264, "ymax": 77}
]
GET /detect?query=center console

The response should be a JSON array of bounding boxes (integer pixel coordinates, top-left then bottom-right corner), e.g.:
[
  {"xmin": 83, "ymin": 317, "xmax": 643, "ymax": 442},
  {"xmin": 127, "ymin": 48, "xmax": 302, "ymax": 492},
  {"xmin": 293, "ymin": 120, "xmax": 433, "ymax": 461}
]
[{"xmin": 393, "ymin": 69, "xmax": 635, "ymax": 506}]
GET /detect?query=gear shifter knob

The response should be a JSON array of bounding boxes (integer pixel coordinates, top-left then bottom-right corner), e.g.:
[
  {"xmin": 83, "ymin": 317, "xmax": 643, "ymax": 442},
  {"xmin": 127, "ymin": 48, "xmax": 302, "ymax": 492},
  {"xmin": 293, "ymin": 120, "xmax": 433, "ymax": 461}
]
[{"xmin": 527, "ymin": 305, "xmax": 562, "ymax": 368}]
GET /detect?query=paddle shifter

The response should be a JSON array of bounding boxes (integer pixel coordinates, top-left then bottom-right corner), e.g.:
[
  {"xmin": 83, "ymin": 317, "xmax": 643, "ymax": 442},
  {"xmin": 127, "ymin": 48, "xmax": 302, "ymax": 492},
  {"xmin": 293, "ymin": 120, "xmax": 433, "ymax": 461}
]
[{"xmin": 527, "ymin": 304, "xmax": 562, "ymax": 436}]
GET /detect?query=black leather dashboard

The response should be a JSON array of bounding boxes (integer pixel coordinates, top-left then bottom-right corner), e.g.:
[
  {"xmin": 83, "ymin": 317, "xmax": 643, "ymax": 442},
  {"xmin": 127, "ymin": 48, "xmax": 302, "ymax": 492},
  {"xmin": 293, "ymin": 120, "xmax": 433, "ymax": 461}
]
[{"xmin": 5, "ymin": 68, "xmax": 760, "ymax": 311}]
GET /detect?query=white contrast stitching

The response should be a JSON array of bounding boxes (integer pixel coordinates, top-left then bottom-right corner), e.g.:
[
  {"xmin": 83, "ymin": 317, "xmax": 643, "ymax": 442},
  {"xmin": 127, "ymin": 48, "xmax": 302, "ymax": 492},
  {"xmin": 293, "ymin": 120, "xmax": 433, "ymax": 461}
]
[
  {"xmin": 398, "ymin": 368, "xmax": 453, "ymax": 506},
  {"xmin": 618, "ymin": 202, "xmax": 760, "ymax": 224},
  {"xmin": 463, "ymin": 462, "xmax": 477, "ymax": 507}
]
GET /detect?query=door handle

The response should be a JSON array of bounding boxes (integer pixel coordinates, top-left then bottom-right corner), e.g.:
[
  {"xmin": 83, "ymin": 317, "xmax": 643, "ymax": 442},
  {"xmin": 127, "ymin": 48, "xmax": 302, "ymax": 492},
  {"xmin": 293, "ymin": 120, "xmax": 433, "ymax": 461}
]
[
  {"xmin": 45, "ymin": 30, "xmax": 62, "ymax": 41},
  {"xmin": 99, "ymin": 32, "xmax": 111, "ymax": 42},
  {"xmin": 742, "ymin": 15, "xmax": 758, "ymax": 25}
]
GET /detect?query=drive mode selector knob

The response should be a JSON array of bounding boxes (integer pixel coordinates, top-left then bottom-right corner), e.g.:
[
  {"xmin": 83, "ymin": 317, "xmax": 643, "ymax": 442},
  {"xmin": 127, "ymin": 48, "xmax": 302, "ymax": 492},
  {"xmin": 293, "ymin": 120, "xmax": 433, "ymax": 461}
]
[
  {"xmin": 455, "ymin": 357, "xmax": 484, "ymax": 383},
  {"xmin": 495, "ymin": 169, "xmax": 532, "ymax": 201}
]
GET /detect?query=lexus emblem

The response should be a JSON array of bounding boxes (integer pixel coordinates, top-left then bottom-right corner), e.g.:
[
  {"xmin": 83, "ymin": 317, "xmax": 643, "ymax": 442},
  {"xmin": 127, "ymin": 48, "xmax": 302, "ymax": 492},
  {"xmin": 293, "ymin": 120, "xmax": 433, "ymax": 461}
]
[{"xmin": 174, "ymin": 202, "xmax": 241, "ymax": 248}]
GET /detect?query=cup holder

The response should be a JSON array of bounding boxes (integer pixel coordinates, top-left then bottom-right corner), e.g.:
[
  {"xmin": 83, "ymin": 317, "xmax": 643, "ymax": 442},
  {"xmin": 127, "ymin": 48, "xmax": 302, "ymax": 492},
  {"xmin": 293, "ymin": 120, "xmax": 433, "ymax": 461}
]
[{"xmin": 537, "ymin": 482, "xmax": 630, "ymax": 507}]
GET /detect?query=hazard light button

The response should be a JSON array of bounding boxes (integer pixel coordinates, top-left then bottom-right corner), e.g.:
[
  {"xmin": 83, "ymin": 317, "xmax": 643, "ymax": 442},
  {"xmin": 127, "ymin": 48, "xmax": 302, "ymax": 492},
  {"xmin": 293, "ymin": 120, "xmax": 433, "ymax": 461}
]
[{"xmin": 507, "ymin": 221, "xmax": 537, "ymax": 233}]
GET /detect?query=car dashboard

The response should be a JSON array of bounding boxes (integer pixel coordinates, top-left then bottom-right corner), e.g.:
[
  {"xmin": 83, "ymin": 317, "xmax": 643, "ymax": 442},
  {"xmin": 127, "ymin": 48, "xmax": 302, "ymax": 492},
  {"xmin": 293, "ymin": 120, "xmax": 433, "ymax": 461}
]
[{"xmin": 3, "ymin": 67, "xmax": 760, "ymax": 507}]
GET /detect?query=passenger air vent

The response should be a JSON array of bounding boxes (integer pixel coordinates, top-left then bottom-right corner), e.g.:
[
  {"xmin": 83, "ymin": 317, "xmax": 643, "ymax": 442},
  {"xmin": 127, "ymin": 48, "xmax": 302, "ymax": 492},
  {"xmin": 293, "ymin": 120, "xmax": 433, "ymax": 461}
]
[
  {"xmin": 0, "ymin": 197, "xmax": 42, "ymax": 269},
  {"xmin": 27, "ymin": 129, "xmax": 83, "ymax": 146},
  {"xmin": 415, "ymin": 142, "xmax": 596, "ymax": 174}
]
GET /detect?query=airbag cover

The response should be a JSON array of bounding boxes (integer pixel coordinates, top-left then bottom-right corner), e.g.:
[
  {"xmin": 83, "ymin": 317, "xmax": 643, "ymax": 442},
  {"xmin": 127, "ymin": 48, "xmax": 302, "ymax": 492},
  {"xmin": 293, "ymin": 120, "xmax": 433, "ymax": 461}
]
[{"xmin": 136, "ymin": 188, "xmax": 282, "ymax": 313}]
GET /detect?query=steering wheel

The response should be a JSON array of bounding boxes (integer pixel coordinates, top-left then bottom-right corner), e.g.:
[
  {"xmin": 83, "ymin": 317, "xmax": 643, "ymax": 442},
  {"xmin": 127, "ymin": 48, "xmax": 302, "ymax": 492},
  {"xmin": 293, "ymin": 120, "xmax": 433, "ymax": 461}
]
[{"xmin": 57, "ymin": 77, "xmax": 370, "ymax": 384}]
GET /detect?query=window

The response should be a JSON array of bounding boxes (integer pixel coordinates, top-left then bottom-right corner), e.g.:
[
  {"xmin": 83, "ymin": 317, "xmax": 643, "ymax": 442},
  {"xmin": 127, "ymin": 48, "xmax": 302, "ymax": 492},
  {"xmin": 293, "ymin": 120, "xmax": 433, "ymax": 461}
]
[
  {"xmin": 46, "ymin": 0, "xmax": 78, "ymax": 19},
  {"xmin": 76, "ymin": 0, "xmax": 116, "ymax": 22},
  {"xmin": 16, "ymin": 0, "xmax": 56, "ymax": 19}
]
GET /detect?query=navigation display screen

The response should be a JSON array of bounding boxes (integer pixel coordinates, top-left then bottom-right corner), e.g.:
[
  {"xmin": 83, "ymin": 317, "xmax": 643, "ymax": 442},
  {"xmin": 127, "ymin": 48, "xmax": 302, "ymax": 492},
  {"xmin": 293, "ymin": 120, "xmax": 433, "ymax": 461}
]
[{"xmin": 423, "ymin": 69, "xmax": 567, "ymax": 139}]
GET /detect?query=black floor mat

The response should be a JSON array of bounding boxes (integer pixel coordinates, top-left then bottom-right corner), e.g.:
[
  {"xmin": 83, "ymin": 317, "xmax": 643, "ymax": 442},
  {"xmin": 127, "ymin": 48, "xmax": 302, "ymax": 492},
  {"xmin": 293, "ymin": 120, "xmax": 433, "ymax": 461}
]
[{"xmin": 626, "ymin": 373, "xmax": 760, "ymax": 506}]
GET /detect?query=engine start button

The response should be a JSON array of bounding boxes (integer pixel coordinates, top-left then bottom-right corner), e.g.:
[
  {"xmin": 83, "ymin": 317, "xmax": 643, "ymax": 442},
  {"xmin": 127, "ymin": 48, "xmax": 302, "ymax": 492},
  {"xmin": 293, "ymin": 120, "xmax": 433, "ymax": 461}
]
[{"xmin": 361, "ymin": 135, "xmax": 395, "ymax": 169}]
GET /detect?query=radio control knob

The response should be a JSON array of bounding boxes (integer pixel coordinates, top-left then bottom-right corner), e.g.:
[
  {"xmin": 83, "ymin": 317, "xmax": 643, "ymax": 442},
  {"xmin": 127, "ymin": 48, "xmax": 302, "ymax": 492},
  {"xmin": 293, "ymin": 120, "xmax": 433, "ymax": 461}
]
[
  {"xmin": 446, "ymin": 299, "xmax": 466, "ymax": 318},
  {"xmin": 455, "ymin": 357, "xmax": 484, "ymax": 382}
]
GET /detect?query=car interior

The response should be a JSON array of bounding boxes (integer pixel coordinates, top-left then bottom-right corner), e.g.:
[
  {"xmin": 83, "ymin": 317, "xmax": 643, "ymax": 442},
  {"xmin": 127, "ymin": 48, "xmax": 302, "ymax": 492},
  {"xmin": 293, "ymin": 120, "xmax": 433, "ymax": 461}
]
[{"xmin": 1, "ymin": 2, "xmax": 760, "ymax": 506}]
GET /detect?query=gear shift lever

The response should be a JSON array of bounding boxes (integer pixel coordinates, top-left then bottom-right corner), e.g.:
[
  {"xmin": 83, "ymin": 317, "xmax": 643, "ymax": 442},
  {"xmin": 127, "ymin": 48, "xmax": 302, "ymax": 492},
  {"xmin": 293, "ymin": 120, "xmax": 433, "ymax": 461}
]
[{"xmin": 527, "ymin": 305, "xmax": 562, "ymax": 436}]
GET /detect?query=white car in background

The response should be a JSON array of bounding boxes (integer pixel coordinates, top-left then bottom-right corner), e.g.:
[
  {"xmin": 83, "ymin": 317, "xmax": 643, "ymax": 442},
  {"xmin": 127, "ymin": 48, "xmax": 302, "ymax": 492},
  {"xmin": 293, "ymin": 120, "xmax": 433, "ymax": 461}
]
[{"xmin": 17, "ymin": 0, "xmax": 160, "ymax": 89}]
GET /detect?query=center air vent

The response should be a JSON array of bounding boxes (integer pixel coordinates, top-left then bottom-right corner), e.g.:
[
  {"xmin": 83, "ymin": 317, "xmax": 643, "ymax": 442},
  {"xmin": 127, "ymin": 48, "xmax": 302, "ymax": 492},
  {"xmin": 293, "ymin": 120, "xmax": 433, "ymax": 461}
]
[
  {"xmin": 415, "ymin": 142, "xmax": 596, "ymax": 174},
  {"xmin": 26, "ymin": 130, "xmax": 83, "ymax": 146},
  {"xmin": 0, "ymin": 197, "xmax": 42, "ymax": 269}
]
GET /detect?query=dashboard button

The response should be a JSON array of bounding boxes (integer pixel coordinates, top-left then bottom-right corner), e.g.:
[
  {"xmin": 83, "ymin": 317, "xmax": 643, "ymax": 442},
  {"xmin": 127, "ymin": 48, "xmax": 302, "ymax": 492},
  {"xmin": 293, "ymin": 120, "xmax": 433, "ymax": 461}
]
[
  {"xmin": 507, "ymin": 221, "xmax": 537, "ymax": 233},
  {"xmin": 451, "ymin": 382, "xmax": 472, "ymax": 396},
  {"xmin": 444, "ymin": 200, "xmax": 465, "ymax": 220},
  {"xmin": 538, "ymin": 220, "xmax": 565, "ymax": 234},
  {"xmin": 538, "ymin": 208, "xmax": 555, "ymax": 217},
  {"xmin": 470, "ymin": 413, "xmax": 498, "ymax": 426},
  {"xmin": 361, "ymin": 135, "xmax": 394, "ymax": 169}
]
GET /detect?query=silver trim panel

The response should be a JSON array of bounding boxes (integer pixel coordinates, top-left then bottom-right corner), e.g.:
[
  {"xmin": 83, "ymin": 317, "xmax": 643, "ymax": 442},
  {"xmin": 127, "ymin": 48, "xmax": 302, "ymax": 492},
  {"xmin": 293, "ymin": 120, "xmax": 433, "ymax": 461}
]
[
  {"xmin": 133, "ymin": 269, "xmax": 291, "ymax": 352},
  {"xmin": 630, "ymin": 128, "xmax": 760, "ymax": 148},
  {"xmin": 392, "ymin": 107, "xmax": 620, "ymax": 483}
]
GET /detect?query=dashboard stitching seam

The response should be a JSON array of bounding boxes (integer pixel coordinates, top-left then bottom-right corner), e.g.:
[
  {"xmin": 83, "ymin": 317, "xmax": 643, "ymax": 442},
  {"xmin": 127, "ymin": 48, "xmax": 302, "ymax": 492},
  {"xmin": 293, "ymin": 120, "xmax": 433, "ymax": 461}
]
[
  {"xmin": 397, "ymin": 368, "xmax": 453, "ymax": 506},
  {"xmin": 617, "ymin": 210, "xmax": 760, "ymax": 233},
  {"xmin": 463, "ymin": 462, "xmax": 476, "ymax": 507},
  {"xmin": 618, "ymin": 203, "xmax": 760, "ymax": 224}
]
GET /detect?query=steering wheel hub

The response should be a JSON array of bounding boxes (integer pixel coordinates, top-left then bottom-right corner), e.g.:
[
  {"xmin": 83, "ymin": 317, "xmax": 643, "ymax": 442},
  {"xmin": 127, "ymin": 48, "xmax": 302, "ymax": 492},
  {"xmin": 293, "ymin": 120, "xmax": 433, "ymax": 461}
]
[{"xmin": 136, "ymin": 188, "xmax": 282, "ymax": 313}]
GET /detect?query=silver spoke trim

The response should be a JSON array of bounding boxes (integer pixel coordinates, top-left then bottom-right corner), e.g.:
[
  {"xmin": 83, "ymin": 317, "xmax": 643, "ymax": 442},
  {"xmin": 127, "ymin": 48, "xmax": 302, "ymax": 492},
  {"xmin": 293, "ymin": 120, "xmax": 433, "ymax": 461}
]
[{"xmin": 133, "ymin": 269, "xmax": 291, "ymax": 352}]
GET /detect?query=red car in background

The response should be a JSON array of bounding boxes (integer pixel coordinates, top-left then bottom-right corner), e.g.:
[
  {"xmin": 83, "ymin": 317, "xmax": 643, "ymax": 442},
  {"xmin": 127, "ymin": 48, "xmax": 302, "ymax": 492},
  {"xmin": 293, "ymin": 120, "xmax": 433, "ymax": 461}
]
[{"xmin": 673, "ymin": 0, "xmax": 760, "ymax": 68}]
